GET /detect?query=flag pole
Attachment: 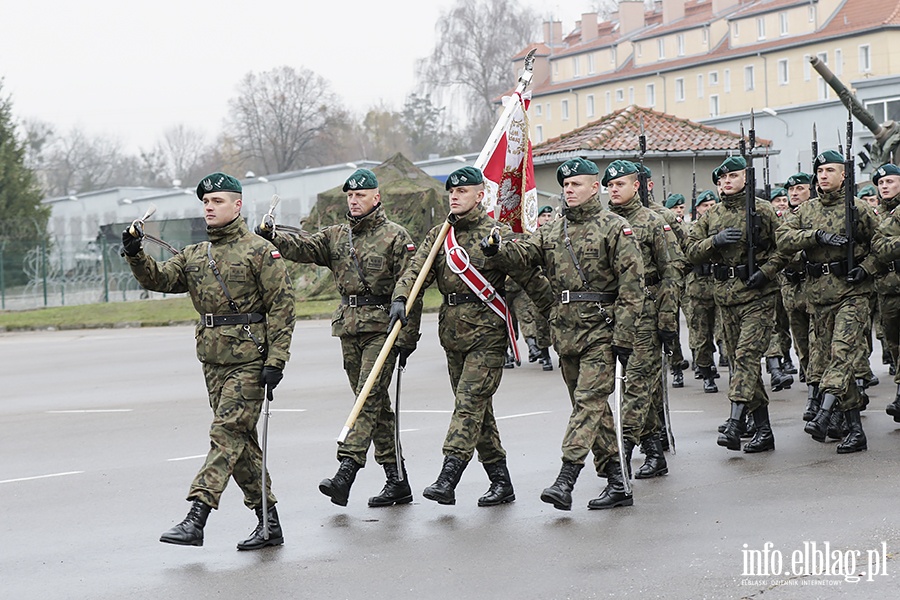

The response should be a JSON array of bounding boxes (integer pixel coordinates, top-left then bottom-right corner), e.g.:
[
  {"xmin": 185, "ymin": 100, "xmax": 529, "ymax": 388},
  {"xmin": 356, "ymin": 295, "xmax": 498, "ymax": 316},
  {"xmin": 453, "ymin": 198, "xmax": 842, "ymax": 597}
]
[{"xmin": 337, "ymin": 49, "xmax": 538, "ymax": 443}]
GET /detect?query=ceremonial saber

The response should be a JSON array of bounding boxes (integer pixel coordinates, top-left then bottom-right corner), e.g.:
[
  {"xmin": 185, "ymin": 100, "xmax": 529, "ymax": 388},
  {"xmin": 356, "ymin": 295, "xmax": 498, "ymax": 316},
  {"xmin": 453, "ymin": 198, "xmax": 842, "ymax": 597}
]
[
  {"xmin": 258, "ymin": 194, "xmax": 281, "ymax": 235},
  {"xmin": 128, "ymin": 204, "xmax": 157, "ymax": 237},
  {"xmin": 661, "ymin": 348, "xmax": 676, "ymax": 455},
  {"xmin": 613, "ymin": 360, "xmax": 632, "ymax": 495},
  {"xmin": 260, "ymin": 384, "xmax": 273, "ymax": 540},
  {"xmin": 393, "ymin": 361, "xmax": 405, "ymax": 481}
]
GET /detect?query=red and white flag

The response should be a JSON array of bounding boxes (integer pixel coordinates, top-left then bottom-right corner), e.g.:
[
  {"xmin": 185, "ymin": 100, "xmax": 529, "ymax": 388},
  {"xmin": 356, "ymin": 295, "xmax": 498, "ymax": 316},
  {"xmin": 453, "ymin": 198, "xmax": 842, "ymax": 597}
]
[{"xmin": 482, "ymin": 92, "xmax": 538, "ymax": 234}]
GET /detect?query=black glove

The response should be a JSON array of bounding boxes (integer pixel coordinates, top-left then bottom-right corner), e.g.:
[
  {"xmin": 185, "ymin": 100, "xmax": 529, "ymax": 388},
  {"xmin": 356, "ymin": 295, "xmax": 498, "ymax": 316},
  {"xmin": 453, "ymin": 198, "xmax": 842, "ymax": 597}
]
[
  {"xmin": 612, "ymin": 345, "xmax": 632, "ymax": 368},
  {"xmin": 711, "ymin": 227, "xmax": 742, "ymax": 248},
  {"xmin": 815, "ymin": 230, "xmax": 848, "ymax": 247},
  {"xmin": 847, "ymin": 266, "xmax": 868, "ymax": 284},
  {"xmin": 745, "ymin": 270, "xmax": 768, "ymax": 289},
  {"xmin": 397, "ymin": 346, "xmax": 414, "ymax": 369},
  {"xmin": 657, "ymin": 330, "xmax": 677, "ymax": 354},
  {"xmin": 387, "ymin": 299, "xmax": 408, "ymax": 332},
  {"xmin": 255, "ymin": 213, "xmax": 276, "ymax": 241},
  {"xmin": 479, "ymin": 228, "xmax": 502, "ymax": 257},
  {"xmin": 121, "ymin": 226, "xmax": 143, "ymax": 257},
  {"xmin": 260, "ymin": 366, "xmax": 283, "ymax": 390}
]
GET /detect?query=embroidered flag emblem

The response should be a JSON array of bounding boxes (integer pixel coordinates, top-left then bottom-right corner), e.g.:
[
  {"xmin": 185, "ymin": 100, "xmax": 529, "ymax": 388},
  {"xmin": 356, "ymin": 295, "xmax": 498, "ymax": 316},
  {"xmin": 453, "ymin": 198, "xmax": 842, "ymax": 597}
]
[
  {"xmin": 623, "ymin": 227, "xmax": 633, "ymax": 236},
  {"xmin": 406, "ymin": 243, "xmax": 416, "ymax": 252},
  {"xmin": 271, "ymin": 250, "xmax": 281, "ymax": 259}
]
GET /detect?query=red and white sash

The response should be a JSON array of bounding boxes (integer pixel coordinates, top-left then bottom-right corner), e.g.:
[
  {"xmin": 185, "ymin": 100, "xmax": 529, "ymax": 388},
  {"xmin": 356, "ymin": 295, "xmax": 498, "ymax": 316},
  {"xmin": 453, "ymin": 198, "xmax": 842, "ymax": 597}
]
[{"xmin": 443, "ymin": 226, "xmax": 520, "ymax": 363}]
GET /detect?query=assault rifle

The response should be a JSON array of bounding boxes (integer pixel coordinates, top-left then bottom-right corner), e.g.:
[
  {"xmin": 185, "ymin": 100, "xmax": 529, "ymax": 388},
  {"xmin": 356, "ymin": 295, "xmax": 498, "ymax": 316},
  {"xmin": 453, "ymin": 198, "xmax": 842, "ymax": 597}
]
[
  {"xmin": 740, "ymin": 113, "xmax": 760, "ymax": 278},
  {"xmin": 691, "ymin": 155, "xmax": 698, "ymax": 222},
  {"xmin": 811, "ymin": 123, "xmax": 819, "ymax": 199},
  {"xmin": 845, "ymin": 108, "xmax": 857, "ymax": 274},
  {"xmin": 638, "ymin": 116, "xmax": 649, "ymax": 207}
]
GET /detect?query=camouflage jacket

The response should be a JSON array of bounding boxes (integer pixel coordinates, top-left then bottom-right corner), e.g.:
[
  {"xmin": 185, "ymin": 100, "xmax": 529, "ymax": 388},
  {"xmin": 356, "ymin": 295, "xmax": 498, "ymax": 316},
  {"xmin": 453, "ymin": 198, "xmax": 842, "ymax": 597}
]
[
  {"xmin": 649, "ymin": 201, "xmax": 691, "ymax": 275},
  {"xmin": 610, "ymin": 194, "xmax": 683, "ymax": 331},
  {"xmin": 270, "ymin": 204, "xmax": 421, "ymax": 348},
  {"xmin": 393, "ymin": 203, "xmax": 553, "ymax": 355},
  {"xmin": 684, "ymin": 220, "xmax": 715, "ymax": 299},
  {"xmin": 778, "ymin": 187, "xmax": 877, "ymax": 306},
  {"xmin": 489, "ymin": 193, "xmax": 647, "ymax": 356},
  {"xmin": 125, "ymin": 217, "xmax": 295, "ymax": 369},
  {"xmin": 686, "ymin": 190, "xmax": 789, "ymax": 306},
  {"xmin": 873, "ymin": 195, "xmax": 900, "ymax": 295}
]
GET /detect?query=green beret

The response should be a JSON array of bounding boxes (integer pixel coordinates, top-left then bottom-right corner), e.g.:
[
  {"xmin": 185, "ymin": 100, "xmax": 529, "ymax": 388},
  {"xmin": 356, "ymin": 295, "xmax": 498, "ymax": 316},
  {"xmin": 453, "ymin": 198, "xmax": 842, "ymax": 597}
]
[
  {"xmin": 711, "ymin": 166, "xmax": 722, "ymax": 185},
  {"xmin": 557, "ymin": 158, "xmax": 600, "ymax": 185},
  {"xmin": 637, "ymin": 164, "xmax": 651, "ymax": 178},
  {"xmin": 539, "ymin": 205, "xmax": 554, "ymax": 215},
  {"xmin": 695, "ymin": 189, "xmax": 718, "ymax": 206},
  {"xmin": 600, "ymin": 160, "xmax": 638, "ymax": 187},
  {"xmin": 769, "ymin": 187, "xmax": 788, "ymax": 201},
  {"xmin": 858, "ymin": 184, "xmax": 877, "ymax": 197},
  {"xmin": 786, "ymin": 172, "xmax": 811, "ymax": 187},
  {"xmin": 343, "ymin": 168, "xmax": 378, "ymax": 192},
  {"xmin": 196, "ymin": 172, "xmax": 242, "ymax": 200},
  {"xmin": 665, "ymin": 193, "xmax": 685, "ymax": 209},
  {"xmin": 873, "ymin": 163, "xmax": 900, "ymax": 185},
  {"xmin": 446, "ymin": 166, "xmax": 484, "ymax": 190},
  {"xmin": 813, "ymin": 149, "xmax": 845, "ymax": 172},
  {"xmin": 716, "ymin": 156, "xmax": 747, "ymax": 177}
]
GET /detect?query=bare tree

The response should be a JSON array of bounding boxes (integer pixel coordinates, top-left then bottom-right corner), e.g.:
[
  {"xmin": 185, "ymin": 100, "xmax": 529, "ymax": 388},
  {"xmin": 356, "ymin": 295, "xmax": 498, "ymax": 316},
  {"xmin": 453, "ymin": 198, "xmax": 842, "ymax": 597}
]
[
  {"xmin": 419, "ymin": 0, "xmax": 539, "ymax": 147},
  {"xmin": 227, "ymin": 66, "xmax": 344, "ymax": 174},
  {"xmin": 39, "ymin": 128, "xmax": 137, "ymax": 195},
  {"xmin": 139, "ymin": 124, "xmax": 211, "ymax": 187}
]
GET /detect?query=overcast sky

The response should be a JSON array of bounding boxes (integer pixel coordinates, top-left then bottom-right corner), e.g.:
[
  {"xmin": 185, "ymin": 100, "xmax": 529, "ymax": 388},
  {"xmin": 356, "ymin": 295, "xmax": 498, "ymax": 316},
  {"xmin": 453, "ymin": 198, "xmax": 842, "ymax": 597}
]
[{"xmin": 1, "ymin": 0, "xmax": 591, "ymax": 153}]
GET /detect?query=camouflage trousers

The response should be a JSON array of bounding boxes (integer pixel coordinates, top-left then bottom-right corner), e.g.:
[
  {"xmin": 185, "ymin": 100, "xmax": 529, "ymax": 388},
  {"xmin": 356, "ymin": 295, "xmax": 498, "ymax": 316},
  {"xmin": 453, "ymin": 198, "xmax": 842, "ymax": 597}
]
[
  {"xmin": 189, "ymin": 361, "xmax": 275, "ymax": 510},
  {"xmin": 442, "ymin": 348, "xmax": 506, "ymax": 464},
  {"xmin": 765, "ymin": 290, "xmax": 792, "ymax": 359},
  {"xmin": 782, "ymin": 283, "xmax": 811, "ymax": 376},
  {"xmin": 558, "ymin": 342, "xmax": 618, "ymax": 475},
  {"xmin": 854, "ymin": 295, "xmax": 877, "ymax": 379},
  {"xmin": 811, "ymin": 295, "xmax": 870, "ymax": 410},
  {"xmin": 670, "ymin": 294, "xmax": 686, "ymax": 368},
  {"xmin": 338, "ymin": 332, "xmax": 398, "ymax": 467},
  {"xmin": 510, "ymin": 289, "xmax": 551, "ymax": 348},
  {"xmin": 686, "ymin": 294, "xmax": 717, "ymax": 369},
  {"xmin": 719, "ymin": 295, "xmax": 774, "ymax": 411},
  {"xmin": 879, "ymin": 293, "xmax": 900, "ymax": 384},
  {"xmin": 622, "ymin": 328, "xmax": 662, "ymax": 444}
]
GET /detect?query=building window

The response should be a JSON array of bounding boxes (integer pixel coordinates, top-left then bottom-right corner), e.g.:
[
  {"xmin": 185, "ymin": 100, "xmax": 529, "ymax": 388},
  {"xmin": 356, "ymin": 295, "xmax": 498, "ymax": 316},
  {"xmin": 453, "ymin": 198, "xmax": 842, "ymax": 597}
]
[
  {"xmin": 573, "ymin": 56, "xmax": 581, "ymax": 78},
  {"xmin": 780, "ymin": 12, "xmax": 788, "ymax": 36},
  {"xmin": 561, "ymin": 99, "xmax": 569, "ymax": 120},
  {"xmin": 710, "ymin": 71, "xmax": 719, "ymax": 86},
  {"xmin": 698, "ymin": 74, "xmax": 704, "ymax": 98},
  {"xmin": 733, "ymin": 21, "xmax": 739, "ymax": 37},
  {"xmin": 703, "ymin": 27, "xmax": 709, "ymax": 46},
  {"xmin": 616, "ymin": 88, "xmax": 624, "ymax": 102},
  {"xmin": 778, "ymin": 59, "xmax": 789, "ymax": 85},
  {"xmin": 534, "ymin": 104, "xmax": 543, "ymax": 117},
  {"xmin": 865, "ymin": 97, "xmax": 900, "ymax": 123},
  {"xmin": 675, "ymin": 78, "xmax": 685, "ymax": 102},
  {"xmin": 817, "ymin": 52, "xmax": 828, "ymax": 100},
  {"xmin": 724, "ymin": 69, "xmax": 731, "ymax": 92},
  {"xmin": 809, "ymin": 5, "xmax": 816, "ymax": 22},
  {"xmin": 629, "ymin": 87, "xmax": 635, "ymax": 103},
  {"xmin": 860, "ymin": 45, "xmax": 872, "ymax": 73},
  {"xmin": 647, "ymin": 83, "xmax": 656, "ymax": 107},
  {"xmin": 606, "ymin": 91, "xmax": 612, "ymax": 113},
  {"xmin": 757, "ymin": 17, "xmax": 766, "ymax": 41},
  {"xmin": 710, "ymin": 94, "xmax": 720, "ymax": 117},
  {"xmin": 677, "ymin": 34, "xmax": 685, "ymax": 57},
  {"xmin": 535, "ymin": 125, "xmax": 543, "ymax": 143},
  {"xmin": 586, "ymin": 94, "xmax": 595, "ymax": 118},
  {"xmin": 744, "ymin": 65, "xmax": 755, "ymax": 91},
  {"xmin": 637, "ymin": 42, "xmax": 642, "ymax": 58},
  {"xmin": 804, "ymin": 54, "xmax": 811, "ymax": 81},
  {"xmin": 546, "ymin": 103, "xmax": 552, "ymax": 120},
  {"xmin": 588, "ymin": 53, "xmax": 596, "ymax": 74},
  {"xmin": 658, "ymin": 38, "xmax": 665, "ymax": 60},
  {"xmin": 835, "ymin": 49, "xmax": 843, "ymax": 76},
  {"xmin": 610, "ymin": 47, "xmax": 616, "ymax": 65}
]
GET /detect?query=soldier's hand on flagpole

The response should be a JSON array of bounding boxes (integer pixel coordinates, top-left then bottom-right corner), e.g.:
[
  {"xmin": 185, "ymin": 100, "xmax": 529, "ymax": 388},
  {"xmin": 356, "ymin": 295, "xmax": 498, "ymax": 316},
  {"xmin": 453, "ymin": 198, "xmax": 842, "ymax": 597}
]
[
  {"xmin": 815, "ymin": 229, "xmax": 848, "ymax": 246},
  {"xmin": 260, "ymin": 365, "xmax": 284, "ymax": 391},
  {"xmin": 847, "ymin": 266, "xmax": 868, "ymax": 284},
  {"xmin": 388, "ymin": 299, "xmax": 408, "ymax": 332},
  {"xmin": 711, "ymin": 227, "xmax": 742, "ymax": 248},
  {"xmin": 612, "ymin": 345, "xmax": 632, "ymax": 368},
  {"xmin": 121, "ymin": 226, "xmax": 144, "ymax": 257},
  {"xmin": 745, "ymin": 270, "xmax": 768, "ymax": 289},
  {"xmin": 480, "ymin": 227, "xmax": 502, "ymax": 257}
]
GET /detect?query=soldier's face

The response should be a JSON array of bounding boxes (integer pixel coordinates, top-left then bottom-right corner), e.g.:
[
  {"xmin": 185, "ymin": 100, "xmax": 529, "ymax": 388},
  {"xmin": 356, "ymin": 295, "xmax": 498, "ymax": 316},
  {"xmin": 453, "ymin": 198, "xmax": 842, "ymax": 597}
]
[
  {"xmin": 720, "ymin": 170, "xmax": 746, "ymax": 195},
  {"xmin": 878, "ymin": 175, "xmax": 900, "ymax": 201},
  {"xmin": 816, "ymin": 163, "xmax": 845, "ymax": 192},
  {"xmin": 562, "ymin": 175, "xmax": 600, "ymax": 207},
  {"xmin": 671, "ymin": 204, "xmax": 685, "ymax": 217},
  {"xmin": 606, "ymin": 175, "xmax": 639, "ymax": 206},
  {"xmin": 788, "ymin": 183, "xmax": 810, "ymax": 205},
  {"xmin": 537, "ymin": 212, "xmax": 554, "ymax": 227},
  {"xmin": 448, "ymin": 184, "xmax": 484, "ymax": 215},
  {"xmin": 771, "ymin": 196, "xmax": 789, "ymax": 212},
  {"xmin": 697, "ymin": 200, "xmax": 715, "ymax": 215},
  {"xmin": 347, "ymin": 188, "xmax": 380, "ymax": 217},
  {"xmin": 202, "ymin": 192, "xmax": 242, "ymax": 228},
  {"xmin": 863, "ymin": 194, "xmax": 879, "ymax": 208}
]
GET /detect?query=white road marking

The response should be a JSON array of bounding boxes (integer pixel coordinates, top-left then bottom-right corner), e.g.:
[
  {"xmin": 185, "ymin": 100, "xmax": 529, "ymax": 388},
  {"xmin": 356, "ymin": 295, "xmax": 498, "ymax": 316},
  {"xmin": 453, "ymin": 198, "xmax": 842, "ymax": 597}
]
[
  {"xmin": 496, "ymin": 411, "xmax": 552, "ymax": 420},
  {"xmin": 46, "ymin": 409, "xmax": 133, "ymax": 414},
  {"xmin": 399, "ymin": 428, "xmax": 420, "ymax": 433},
  {"xmin": 167, "ymin": 454, "xmax": 206, "ymax": 462},
  {"xmin": 0, "ymin": 471, "xmax": 84, "ymax": 484},
  {"xmin": 401, "ymin": 410, "xmax": 453, "ymax": 414}
]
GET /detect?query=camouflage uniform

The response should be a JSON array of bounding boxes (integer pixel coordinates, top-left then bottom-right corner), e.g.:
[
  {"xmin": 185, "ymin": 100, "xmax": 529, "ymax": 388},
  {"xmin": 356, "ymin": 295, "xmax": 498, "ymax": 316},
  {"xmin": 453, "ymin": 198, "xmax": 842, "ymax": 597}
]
[
  {"xmin": 871, "ymin": 201, "xmax": 900, "ymax": 417},
  {"xmin": 507, "ymin": 277, "xmax": 552, "ymax": 352},
  {"xmin": 650, "ymin": 201, "xmax": 690, "ymax": 372},
  {"xmin": 126, "ymin": 216, "xmax": 295, "ymax": 510},
  {"xmin": 763, "ymin": 209, "xmax": 796, "ymax": 392},
  {"xmin": 269, "ymin": 204, "xmax": 420, "ymax": 468},
  {"xmin": 683, "ymin": 223, "xmax": 719, "ymax": 388}
]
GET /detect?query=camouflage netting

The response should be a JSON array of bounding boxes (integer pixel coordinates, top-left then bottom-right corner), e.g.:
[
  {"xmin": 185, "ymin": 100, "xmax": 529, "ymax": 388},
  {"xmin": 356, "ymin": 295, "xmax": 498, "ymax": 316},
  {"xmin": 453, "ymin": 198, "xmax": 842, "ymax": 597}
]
[{"xmin": 291, "ymin": 153, "xmax": 448, "ymax": 300}]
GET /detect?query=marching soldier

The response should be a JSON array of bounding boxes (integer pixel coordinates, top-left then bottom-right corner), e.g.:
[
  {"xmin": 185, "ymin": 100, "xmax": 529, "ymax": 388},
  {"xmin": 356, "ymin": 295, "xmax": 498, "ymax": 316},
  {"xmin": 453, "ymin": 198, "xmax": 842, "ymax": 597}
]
[
  {"xmin": 686, "ymin": 156, "xmax": 789, "ymax": 454},
  {"xmin": 763, "ymin": 187, "xmax": 795, "ymax": 392},
  {"xmin": 482, "ymin": 158, "xmax": 647, "ymax": 511},
  {"xmin": 607, "ymin": 161, "xmax": 683, "ymax": 479},
  {"xmin": 860, "ymin": 184, "xmax": 879, "ymax": 208},
  {"xmin": 388, "ymin": 166, "xmax": 552, "ymax": 507},
  {"xmin": 779, "ymin": 150, "xmax": 879, "ymax": 454},
  {"xmin": 871, "ymin": 163, "xmax": 900, "ymax": 420},
  {"xmin": 255, "ymin": 168, "xmax": 422, "ymax": 508},
  {"xmin": 664, "ymin": 192, "xmax": 691, "ymax": 388},
  {"xmin": 685, "ymin": 190, "xmax": 720, "ymax": 393},
  {"xmin": 122, "ymin": 172, "xmax": 295, "ymax": 550}
]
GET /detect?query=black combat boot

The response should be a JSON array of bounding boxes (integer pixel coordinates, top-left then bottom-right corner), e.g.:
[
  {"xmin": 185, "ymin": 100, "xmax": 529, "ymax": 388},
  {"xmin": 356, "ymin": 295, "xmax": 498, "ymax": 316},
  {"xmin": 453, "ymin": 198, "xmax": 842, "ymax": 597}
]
[
  {"xmin": 540, "ymin": 461, "xmax": 583, "ymax": 511},
  {"xmin": 856, "ymin": 378, "xmax": 870, "ymax": 411},
  {"xmin": 743, "ymin": 405, "xmax": 775, "ymax": 453},
  {"xmin": 368, "ymin": 462, "xmax": 413, "ymax": 507},
  {"xmin": 700, "ymin": 366, "xmax": 718, "ymax": 393},
  {"xmin": 827, "ymin": 410, "xmax": 846, "ymax": 440},
  {"xmin": 781, "ymin": 357, "xmax": 798, "ymax": 375},
  {"xmin": 478, "ymin": 459, "xmax": 516, "ymax": 506},
  {"xmin": 799, "ymin": 366, "xmax": 806, "ymax": 383},
  {"xmin": 539, "ymin": 347, "xmax": 554, "ymax": 371},
  {"xmin": 805, "ymin": 393, "xmax": 837, "ymax": 442},
  {"xmin": 883, "ymin": 347, "xmax": 892, "ymax": 365},
  {"xmin": 622, "ymin": 438, "xmax": 635, "ymax": 480},
  {"xmin": 766, "ymin": 357, "xmax": 793, "ymax": 391},
  {"xmin": 159, "ymin": 499, "xmax": 211, "ymax": 546},
  {"xmin": 319, "ymin": 457, "xmax": 361, "ymax": 506},
  {"xmin": 717, "ymin": 402, "xmax": 748, "ymax": 451},
  {"xmin": 634, "ymin": 432, "xmax": 668, "ymax": 478},
  {"xmin": 836, "ymin": 409, "xmax": 867, "ymax": 454},
  {"xmin": 718, "ymin": 343, "xmax": 729, "ymax": 368},
  {"xmin": 671, "ymin": 367, "xmax": 684, "ymax": 388},
  {"xmin": 741, "ymin": 411, "xmax": 757, "ymax": 439},
  {"xmin": 423, "ymin": 455, "xmax": 467, "ymax": 505},
  {"xmin": 885, "ymin": 384, "xmax": 900, "ymax": 423},
  {"xmin": 803, "ymin": 384, "xmax": 820, "ymax": 421},
  {"xmin": 587, "ymin": 460, "xmax": 634, "ymax": 510},
  {"xmin": 504, "ymin": 348, "xmax": 516, "ymax": 368},
  {"xmin": 526, "ymin": 337, "xmax": 541, "ymax": 363},
  {"xmin": 693, "ymin": 362, "xmax": 702, "ymax": 379},
  {"xmin": 237, "ymin": 504, "xmax": 283, "ymax": 551}
]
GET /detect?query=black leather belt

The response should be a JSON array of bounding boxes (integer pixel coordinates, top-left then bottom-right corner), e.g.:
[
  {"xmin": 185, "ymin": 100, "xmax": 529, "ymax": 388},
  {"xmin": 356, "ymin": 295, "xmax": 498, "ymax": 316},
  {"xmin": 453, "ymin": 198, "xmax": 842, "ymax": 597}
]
[
  {"xmin": 784, "ymin": 269, "xmax": 806, "ymax": 284},
  {"xmin": 443, "ymin": 290, "xmax": 504, "ymax": 306},
  {"xmin": 340, "ymin": 294, "xmax": 391, "ymax": 307},
  {"xmin": 203, "ymin": 312, "xmax": 265, "ymax": 327},
  {"xmin": 692, "ymin": 264, "xmax": 713, "ymax": 277},
  {"xmin": 805, "ymin": 260, "xmax": 848, "ymax": 278},
  {"xmin": 559, "ymin": 290, "xmax": 617, "ymax": 304},
  {"xmin": 713, "ymin": 264, "xmax": 750, "ymax": 281},
  {"xmin": 644, "ymin": 273, "xmax": 661, "ymax": 287}
]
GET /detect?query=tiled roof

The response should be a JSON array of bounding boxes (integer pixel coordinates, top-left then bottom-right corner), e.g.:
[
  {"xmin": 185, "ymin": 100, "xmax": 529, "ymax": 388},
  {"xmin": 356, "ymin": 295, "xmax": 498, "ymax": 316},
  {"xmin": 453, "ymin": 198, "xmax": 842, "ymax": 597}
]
[
  {"xmin": 533, "ymin": 105, "xmax": 771, "ymax": 157},
  {"xmin": 728, "ymin": 0, "xmax": 821, "ymax": 20}
]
